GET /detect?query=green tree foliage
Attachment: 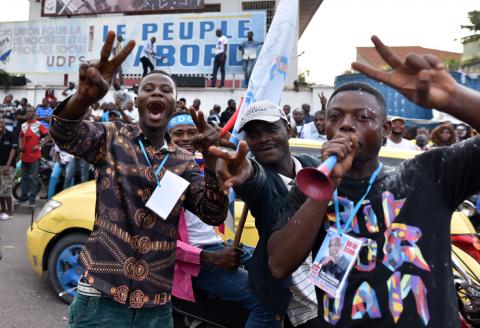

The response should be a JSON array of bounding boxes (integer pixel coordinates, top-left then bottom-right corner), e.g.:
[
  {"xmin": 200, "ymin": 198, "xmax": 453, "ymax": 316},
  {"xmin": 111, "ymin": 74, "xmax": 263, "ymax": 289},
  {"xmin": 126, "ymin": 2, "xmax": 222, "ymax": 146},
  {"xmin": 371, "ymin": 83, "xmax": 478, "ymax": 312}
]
[
  {"xmin": 443, "ymin": 58, "xmax": 461, "ymax": 70},
  {"xmin": 461, "ymin": 10, "xmax": 480, "ymax": 33},
  {"xmin": 298, "ymin": 69, "xmax": 311, "ymax": 86}
]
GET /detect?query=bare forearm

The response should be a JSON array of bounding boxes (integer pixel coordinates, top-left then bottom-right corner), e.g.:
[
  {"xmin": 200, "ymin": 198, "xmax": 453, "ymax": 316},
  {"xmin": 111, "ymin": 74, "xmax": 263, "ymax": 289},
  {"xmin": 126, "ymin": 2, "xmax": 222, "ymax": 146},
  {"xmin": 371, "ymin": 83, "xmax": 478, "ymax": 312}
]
[
  {"xmin": 6, "ymin": 149, "xmax": 16, "ymax": 166},
  {"xmin": 118, "ymin": 109, "xmax": 132, "ymax": 124},
  {"xmin": 443, "ymin": 84, "xmax": 480, "ymax": 131},
  {"xmin": 268, "ymin": 198, "xmax": 329, "ymax": 278},
  {"xmin": 40, "ymin": 135, "xmax": 50, "ymax": 147}
]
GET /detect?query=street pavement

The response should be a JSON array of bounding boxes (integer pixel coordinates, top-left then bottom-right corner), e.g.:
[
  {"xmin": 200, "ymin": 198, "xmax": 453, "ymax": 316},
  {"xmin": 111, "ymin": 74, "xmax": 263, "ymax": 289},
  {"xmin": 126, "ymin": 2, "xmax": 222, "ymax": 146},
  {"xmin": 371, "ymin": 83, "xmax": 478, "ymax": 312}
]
[{"xmin": 0, "ymin": 201, "xmax": 69, "ymax": 328}]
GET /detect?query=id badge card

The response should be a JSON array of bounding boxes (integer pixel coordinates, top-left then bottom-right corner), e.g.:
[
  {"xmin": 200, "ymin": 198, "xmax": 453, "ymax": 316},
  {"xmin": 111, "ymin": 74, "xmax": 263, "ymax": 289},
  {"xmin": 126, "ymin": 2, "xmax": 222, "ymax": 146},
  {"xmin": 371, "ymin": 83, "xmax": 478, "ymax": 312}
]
[
  {"xmin": 145, "ymin": 170, "xmax": 190, "ymax": 220},
  {"xmin": 309, "ymin": 228, "xmax": 363, "ymax": 298}
]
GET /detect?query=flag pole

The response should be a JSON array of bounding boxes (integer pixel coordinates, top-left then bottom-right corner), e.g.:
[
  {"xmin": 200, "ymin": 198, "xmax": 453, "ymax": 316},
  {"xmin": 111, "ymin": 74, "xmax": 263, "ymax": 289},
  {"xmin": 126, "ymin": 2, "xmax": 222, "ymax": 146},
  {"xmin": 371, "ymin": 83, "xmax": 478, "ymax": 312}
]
[
  {"xmin": 233, "ymin": 204, "xmax": 249, "ymax": 248},
  {"xmin": 221, "ymin": 0, "xmax": 299, "ymax": 244}
]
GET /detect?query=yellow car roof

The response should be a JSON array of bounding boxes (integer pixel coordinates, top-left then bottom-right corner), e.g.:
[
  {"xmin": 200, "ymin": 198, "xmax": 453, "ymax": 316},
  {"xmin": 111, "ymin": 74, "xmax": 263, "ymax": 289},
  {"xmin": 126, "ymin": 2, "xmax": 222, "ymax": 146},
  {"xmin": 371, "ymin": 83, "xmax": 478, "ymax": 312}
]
[{"xmin": 288, "ymin": 138, "xmax": 421, "ymax": 162}]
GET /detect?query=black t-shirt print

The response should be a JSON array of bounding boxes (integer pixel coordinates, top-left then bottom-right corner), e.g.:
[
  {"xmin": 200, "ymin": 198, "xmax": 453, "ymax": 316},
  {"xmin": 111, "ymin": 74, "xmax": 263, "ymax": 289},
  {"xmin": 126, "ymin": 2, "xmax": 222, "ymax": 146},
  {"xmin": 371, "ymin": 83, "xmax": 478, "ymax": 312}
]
[{"xmin": 276, "ymin": 137, "xmax": 480, "ymax": 327}]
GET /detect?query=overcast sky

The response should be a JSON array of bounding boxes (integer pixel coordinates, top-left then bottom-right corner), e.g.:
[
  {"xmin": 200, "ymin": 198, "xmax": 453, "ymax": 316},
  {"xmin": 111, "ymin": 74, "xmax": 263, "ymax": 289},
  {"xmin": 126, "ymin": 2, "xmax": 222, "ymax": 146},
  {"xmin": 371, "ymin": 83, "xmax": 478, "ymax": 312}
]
[
  {"xmin": 298, "ymin": 0, "xmax": 479, "ymax": 85},
  {"xmin": 1, "ymin": 0, "xmax": 478, "ymax": 85}
]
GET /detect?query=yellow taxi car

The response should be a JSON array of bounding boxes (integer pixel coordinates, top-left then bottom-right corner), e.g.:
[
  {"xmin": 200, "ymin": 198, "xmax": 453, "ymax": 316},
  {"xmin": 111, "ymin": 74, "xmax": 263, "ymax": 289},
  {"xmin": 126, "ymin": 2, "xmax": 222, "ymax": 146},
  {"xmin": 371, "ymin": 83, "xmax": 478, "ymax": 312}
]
[{"xmin": 26, "ymin": 139, "xmax": 480, "ymax": 308}]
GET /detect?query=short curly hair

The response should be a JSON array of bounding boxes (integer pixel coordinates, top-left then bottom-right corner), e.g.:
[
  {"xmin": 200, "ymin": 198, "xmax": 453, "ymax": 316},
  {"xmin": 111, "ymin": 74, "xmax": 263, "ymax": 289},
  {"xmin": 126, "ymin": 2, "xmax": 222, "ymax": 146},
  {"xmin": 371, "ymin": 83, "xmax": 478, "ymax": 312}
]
[{"xmin": 328, "ymin": 82, "xmax": 387, "ymax": 119}]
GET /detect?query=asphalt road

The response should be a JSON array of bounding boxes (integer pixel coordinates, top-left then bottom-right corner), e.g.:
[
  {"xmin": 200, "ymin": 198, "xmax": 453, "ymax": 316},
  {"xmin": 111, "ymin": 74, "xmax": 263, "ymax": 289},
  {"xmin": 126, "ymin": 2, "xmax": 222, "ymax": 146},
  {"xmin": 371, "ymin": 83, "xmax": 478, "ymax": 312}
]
[{"xmin": 0, "ymin": 201, "xmax": 69, "ymax": 328}]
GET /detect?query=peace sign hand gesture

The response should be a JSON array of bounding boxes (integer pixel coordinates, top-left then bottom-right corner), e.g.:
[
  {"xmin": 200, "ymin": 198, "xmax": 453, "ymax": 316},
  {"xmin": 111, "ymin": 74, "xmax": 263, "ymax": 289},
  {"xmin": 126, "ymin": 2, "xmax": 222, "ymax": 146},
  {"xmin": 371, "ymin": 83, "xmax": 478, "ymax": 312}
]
[
  {"xmin": 208, "ymin": 141, "xmax": 252, "ymax": 194},
  {"xmin": 73, "ymin": 31, "xmax": 136, "ymax": 109},
  {"xmin": 351, "ymin": 36, "xmax": 457, "ymax": 110},
  {"xmin": 318, "ymin": 92, "xmax": 327, "ymax": 109},
  {"xmin": 190, "ymin": 108, "xmax": 222, "ymax": 166}
]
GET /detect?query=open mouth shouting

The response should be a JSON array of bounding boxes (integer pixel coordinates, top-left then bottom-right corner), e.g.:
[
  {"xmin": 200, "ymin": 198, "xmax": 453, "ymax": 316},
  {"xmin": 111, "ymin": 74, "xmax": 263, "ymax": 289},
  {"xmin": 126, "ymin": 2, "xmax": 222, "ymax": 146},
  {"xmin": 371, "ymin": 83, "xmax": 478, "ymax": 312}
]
[{"xmin": 146, "ymin": 101, "xmax": 166, "ymax": 123}]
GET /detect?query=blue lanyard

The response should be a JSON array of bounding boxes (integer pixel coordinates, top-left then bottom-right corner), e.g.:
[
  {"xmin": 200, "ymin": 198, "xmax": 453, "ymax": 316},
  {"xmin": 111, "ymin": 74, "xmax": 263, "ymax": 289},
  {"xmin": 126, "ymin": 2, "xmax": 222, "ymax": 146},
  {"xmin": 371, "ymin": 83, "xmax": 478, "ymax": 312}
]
[
  {"xmin": 334, "ymin": 163, "xmax": 383, "ymax": 235},
  {"xmin": 138, "ymin": 139, "xmax": 169, "ymax": 186}
]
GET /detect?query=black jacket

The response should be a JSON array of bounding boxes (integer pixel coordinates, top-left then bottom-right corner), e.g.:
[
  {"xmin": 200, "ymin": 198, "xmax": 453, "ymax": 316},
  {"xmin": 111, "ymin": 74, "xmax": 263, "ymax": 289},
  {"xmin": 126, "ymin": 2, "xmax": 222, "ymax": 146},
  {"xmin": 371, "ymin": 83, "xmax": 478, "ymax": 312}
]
[{"xmin": 235, "ymin": 154, "xmax": 320, "ymax": 316}]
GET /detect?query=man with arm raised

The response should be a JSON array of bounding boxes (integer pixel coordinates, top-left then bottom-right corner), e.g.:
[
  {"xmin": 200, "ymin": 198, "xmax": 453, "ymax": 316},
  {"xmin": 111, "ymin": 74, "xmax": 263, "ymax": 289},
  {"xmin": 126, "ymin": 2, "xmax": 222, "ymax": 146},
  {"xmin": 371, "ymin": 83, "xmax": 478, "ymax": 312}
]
[
  {"xmin": 50, "ymin": 32, "xmax": 229, "ymax": 328},
  {"xmin": 268, "ymin": 36, "xmax": 480, "ymax": 327}
]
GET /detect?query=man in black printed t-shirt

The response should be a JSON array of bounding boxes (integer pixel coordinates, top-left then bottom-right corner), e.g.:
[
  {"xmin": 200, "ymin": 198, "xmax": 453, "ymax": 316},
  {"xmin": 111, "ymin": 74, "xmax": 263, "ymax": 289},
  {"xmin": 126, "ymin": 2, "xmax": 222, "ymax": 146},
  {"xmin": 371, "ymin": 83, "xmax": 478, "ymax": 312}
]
[
  {"xmin": 210, "ymin": 35, "xmax": 480, "ymax": 327},
  {"xmin": 266, "ymin": 36, "xmax": 480, "ymax": 327}
]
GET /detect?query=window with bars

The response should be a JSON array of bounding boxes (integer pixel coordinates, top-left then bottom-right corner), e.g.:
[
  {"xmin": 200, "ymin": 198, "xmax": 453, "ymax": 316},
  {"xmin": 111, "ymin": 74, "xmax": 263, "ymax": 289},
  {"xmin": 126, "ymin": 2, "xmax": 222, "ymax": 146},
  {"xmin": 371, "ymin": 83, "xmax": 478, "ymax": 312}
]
[
  {"xmin": 242, "ymin": 1, "xmax": 276, "ymax": 31},
  {"xmin": 204, "ymin": 4, "xmax": 221, "ymax": 12}
]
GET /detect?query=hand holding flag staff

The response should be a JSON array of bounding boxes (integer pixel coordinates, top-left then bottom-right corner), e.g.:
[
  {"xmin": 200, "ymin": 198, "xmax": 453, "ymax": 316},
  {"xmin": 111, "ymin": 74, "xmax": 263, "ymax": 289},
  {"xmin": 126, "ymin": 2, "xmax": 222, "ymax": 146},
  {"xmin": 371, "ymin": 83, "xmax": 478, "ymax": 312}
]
[{"xmin": 211, "ymin": 0, "xmax": 300, "ymax": 243}]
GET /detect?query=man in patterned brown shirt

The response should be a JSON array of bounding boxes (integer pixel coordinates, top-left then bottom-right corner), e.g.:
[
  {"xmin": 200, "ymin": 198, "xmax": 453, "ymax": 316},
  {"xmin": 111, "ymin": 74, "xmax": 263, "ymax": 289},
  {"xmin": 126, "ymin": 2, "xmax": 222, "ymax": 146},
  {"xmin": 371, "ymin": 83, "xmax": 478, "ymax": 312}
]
[{"xmin": 49, "ymin": 32, "xmax": 229, "ymax": 328}]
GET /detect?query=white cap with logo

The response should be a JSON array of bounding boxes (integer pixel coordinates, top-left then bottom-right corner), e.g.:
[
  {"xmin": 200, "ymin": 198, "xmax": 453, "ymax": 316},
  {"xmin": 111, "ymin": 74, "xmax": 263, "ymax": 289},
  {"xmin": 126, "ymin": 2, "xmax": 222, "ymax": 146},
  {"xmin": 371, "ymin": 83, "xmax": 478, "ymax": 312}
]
[{"xmin": 238, "ymin": 100, "xmax": 288, "ymax": 133}]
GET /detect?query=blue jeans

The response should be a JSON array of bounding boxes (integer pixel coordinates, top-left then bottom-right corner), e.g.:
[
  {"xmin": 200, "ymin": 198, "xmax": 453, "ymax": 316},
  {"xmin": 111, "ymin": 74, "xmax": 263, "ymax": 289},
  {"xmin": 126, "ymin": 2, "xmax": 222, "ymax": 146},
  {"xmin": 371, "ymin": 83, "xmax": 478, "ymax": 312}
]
[
  {"xmin": 211, "ymin": 53, "xmax": 226, "ymax": 87},
  {"xmin": 68, "ymin": 294, "xmax": 172, "ymax": 328},
  {"xmin": 48, "ymin": 162, "xmax": 68, "ymax": 199},
  {"xmin": 243, "ymin": 58, "xmax": 256, "ymax": 87},
  {"xmin": 20, "ymin": 160, "xmax": 39, "ymax": 202},
  {"xmin": 64, "ymin": 158, "xmax": 89, "ymax": 189},
  {"xmin": 194, "ymin": 241, "xmax": 278, "ymax": 328}
]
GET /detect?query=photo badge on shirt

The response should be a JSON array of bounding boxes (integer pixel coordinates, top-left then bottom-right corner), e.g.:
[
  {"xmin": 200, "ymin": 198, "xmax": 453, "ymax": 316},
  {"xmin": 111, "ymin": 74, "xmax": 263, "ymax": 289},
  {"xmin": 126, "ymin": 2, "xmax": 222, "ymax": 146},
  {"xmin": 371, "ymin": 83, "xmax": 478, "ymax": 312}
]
[{"xmin": 309, "ymin": 228, "xmax": 363, "ymax": 297}]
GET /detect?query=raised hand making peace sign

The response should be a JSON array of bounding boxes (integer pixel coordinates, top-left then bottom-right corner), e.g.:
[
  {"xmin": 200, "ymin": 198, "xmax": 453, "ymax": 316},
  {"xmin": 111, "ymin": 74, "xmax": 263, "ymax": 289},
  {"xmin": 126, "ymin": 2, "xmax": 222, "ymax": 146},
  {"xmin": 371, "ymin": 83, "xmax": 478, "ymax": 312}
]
[
  {"xmin": 190, "ymin": 108, "xmax": 218, "ymax": 152},
  {"xmin": 63, "ymin": 31, "xmax": 135, "ymax": 119},
  {"xmin": 351, "ymin": 36, "xmax": 457, "ymax": 111},
  {"xmin": 79, "ymin": 31, "xmax": 135, "ymax": 104},
  {"xmin": 208, "ymin": 141, "xmax": 252, "ymax": 195}
]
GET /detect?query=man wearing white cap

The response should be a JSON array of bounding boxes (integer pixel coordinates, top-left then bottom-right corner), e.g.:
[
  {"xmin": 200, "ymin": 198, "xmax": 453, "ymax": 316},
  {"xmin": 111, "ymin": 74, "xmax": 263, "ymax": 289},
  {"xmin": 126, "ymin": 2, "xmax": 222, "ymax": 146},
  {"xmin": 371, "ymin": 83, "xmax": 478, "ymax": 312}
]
[
  {"xmin": 386, "ymin": 116, "xmax": 418, "ymax": 150},
  {"xmin": 210, "ymin": 100, "xmax": 321, "ymax": 327}
]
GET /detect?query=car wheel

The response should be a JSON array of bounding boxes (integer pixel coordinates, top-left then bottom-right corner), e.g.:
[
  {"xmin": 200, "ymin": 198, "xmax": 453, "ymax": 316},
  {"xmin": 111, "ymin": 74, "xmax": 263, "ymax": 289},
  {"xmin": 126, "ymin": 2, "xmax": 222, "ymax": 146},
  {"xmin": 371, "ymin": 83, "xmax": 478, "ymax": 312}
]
[
  {"xmin": 47, "ymin": 233, "xmax": 88, "ymax": 304},
  {"xmin": 12, "ymin": 180, "xmax": 45, "ymax": 200},
  {"xmin": 13, "ymin": 182, "xmax": 21, "ymax": 200}
]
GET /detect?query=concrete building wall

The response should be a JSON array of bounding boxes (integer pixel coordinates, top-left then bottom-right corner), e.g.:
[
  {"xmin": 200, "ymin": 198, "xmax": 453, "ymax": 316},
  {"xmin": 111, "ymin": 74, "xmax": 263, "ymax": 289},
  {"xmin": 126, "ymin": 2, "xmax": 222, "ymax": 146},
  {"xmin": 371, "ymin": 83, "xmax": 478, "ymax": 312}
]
[
  {"xmin": 15, "ymin": 1, "xmax": 326, "ymax": 117},
  {"xmin": 26, "ymin": 0, "xmax": 299, "ymax": 87},
  {"xmin": 205, "ymin": 0, "xmax": 240, "ymax": 12},
  {"xmin": 28, "ymin": 0, "xmax": 42, "ymax": 21},
  {"xmin": 461, "ymin": 39, "xmax": 480, "ymax": 74}
]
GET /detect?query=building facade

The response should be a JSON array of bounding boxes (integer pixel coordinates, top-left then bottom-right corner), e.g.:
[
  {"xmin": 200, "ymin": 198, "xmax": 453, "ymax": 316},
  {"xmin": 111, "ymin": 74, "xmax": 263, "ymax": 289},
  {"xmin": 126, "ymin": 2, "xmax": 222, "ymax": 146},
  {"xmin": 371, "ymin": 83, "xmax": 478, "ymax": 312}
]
[
  {"xmin": 1, "ymin": 1, "xmax": 328, "ymax": 115},
  {"xmin": 25, "ymin": 0, "xmax": 322, "ymax": 87}
]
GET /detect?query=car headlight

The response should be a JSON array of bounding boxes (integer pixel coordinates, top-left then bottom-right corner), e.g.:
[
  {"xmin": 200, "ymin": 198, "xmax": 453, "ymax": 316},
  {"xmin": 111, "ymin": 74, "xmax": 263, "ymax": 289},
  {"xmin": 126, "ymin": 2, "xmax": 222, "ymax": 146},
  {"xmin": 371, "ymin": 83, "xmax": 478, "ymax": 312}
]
[
  {"xmin": 458, "ymin": 200, "xmax": 476, "ymax": 218},
  {"xmin": 35, "ymin": 200, "xmax": 61, "ymax": 222}
]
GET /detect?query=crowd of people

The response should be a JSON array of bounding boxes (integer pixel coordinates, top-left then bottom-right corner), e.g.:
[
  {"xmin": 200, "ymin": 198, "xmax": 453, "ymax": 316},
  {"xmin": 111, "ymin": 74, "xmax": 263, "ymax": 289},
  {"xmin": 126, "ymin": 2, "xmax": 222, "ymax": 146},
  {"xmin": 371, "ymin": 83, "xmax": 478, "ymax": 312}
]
[
  {"xmin": 0, "ymin": 75, "xmax": 331, "ymax": 220},
  {"xmin": 1, "ymin": 30, "xmax": 480, "ymax": 328},
  {"xmin": 0, "ymin": 80, "xmax": 143, "ymax": 213},
  {"xmin": 385, "ymin": 117, "xmax": 476, "ymax": 151},
  {"xmin": 281, "ymin": 93, "xmax": 477, "ymax": 152},
  {"xmin": 0, "ymin": 78, "xmax": 266, "ymax": 217}
]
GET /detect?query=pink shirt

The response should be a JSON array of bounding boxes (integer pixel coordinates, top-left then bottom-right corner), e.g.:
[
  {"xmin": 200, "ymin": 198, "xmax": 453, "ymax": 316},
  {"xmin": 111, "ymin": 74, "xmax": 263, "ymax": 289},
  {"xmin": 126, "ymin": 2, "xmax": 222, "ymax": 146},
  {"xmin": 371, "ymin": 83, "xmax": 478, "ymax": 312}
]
[{"xmin": 173, "ymin": 210, "xmax": 202, "ymax": 302}]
